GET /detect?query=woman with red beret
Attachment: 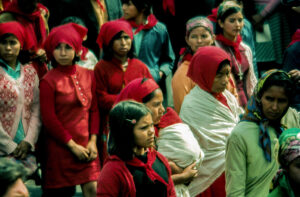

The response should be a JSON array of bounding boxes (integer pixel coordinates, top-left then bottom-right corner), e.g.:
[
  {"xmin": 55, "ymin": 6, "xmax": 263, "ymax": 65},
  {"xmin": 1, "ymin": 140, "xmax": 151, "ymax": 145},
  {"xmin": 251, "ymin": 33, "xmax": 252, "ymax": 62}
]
[{"xmin": 40, "ymin": 23, "xmax": 100, "ymax": 197}]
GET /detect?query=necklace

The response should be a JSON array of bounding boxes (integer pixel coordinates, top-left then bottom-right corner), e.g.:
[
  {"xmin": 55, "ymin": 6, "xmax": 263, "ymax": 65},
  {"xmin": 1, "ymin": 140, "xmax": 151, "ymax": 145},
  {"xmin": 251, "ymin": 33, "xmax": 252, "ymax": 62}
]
[{"xmin": 229, "ymin": 47, "xmax": 243, "ymax": 81}]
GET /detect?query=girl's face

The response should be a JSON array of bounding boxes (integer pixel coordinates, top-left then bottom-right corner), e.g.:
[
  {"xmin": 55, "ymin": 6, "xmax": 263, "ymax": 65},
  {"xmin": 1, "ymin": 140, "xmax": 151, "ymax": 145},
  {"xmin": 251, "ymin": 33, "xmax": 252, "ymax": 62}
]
[
  {"xmin": 0, "ymin": 35, "xmax": 21, "ymax": 66},
  {"xmin": 218, "ymin": 11, "xmax": 244, "ymax": 41},
  {"xmin": 145, "ymin": 89, "xmax": 165, "ymax": 125},
  {"xmin": 53, "ymin": 43, "xmax": 75, "ymax": 66},
  {"xmin": 112, "ymin": 32, "xmax": 132, "ymax": 59},
  {"xmin": 122, "ymin": 1, "xmax": 139, "ymax": 20},
  {"xmin": 133, "ymin": 113, "xmax": 155, "ymax": 149},
  {"xmin": 287, "ymin": 157, "xmax": 300, "ymax": 186},
  {"xmin": 261, "ymin": 85, "xmax": 289, "ymax": 121},
  {"xmin": 211, "ymin": 64, "xmax": 231, "ymax": 93},
  {"xmin": 186, "ymin": 27, "xmax": 214, "ymax": 53}
]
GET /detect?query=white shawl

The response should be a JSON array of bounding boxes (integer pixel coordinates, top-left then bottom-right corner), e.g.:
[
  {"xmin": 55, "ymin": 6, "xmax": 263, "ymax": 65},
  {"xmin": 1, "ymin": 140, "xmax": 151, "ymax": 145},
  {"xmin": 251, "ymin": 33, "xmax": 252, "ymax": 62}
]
[{"xmin": 180, "ymin": 86, "xmax": 243, "ymax": 196}]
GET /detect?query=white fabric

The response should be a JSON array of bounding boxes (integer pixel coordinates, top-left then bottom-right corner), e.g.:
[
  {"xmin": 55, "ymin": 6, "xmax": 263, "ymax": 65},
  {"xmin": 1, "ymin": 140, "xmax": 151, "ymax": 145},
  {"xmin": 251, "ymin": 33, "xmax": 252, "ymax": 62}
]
[
  {"xmin": 180, "ymin": 86, "xmax": 243, "ymax": 196},
  {"xmin": 157, "ymin": 123, "xmax": 204, "ymax": 197},
  {"xmin": 77, "ymin": 50, "xmax": 98, "ymax": 70}
]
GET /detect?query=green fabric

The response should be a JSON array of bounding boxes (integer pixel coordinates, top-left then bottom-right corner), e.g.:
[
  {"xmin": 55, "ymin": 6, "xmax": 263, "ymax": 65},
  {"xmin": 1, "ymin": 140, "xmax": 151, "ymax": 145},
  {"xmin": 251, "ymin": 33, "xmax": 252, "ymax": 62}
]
[
  {"xmin": 226, "ymin": 121, "xmax": 280, "ymax": 197},
  {"xmin": 13, "ymin": 121, "xmax": 25, "ymax": 144},
  {"xmin": 268, "ymin": 172, "xmax": 295, "ymax": 197},
  {"xmin": 133, "ymin": 28, "xmax": 144, "ymax": 57}
]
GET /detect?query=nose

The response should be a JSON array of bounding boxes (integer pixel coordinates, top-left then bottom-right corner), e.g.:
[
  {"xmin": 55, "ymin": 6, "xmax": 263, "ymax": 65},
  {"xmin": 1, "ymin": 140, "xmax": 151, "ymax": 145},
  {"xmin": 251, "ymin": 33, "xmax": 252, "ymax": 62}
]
[
  {"xmin": 149, "ymin": 125, "xmax": 155, "ymax": 135},
  {"xmin": 120, "ymin": 38, "xmax": 126, "ymax": 45},
  {"xmin": 5, "ymin": 43, "xmax": 12, "ymax": 50},
  {"xmin": 271, "ymin": 101, "xmax": 279, "ymax": 111},
  {"xmin": 159, "ymin": 104, "xmax": 165, "ymax": 114},
  {"xmin": 60, "ymin": 47, "xmax": 66, "ymax": 56}
]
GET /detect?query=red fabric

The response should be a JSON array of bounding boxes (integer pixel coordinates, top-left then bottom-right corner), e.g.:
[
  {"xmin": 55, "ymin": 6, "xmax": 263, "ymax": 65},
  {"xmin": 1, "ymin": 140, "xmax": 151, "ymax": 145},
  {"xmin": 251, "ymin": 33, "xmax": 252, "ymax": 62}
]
[
  {"xmin": 1, "ymin": 0, "xmax": 11, "ymax": 10},
  {"xmin": 123, "ymin": 14, "xmax": 158, "ymax": 34},
  {"xmin": 207, "ymin": 7, "xmax": 218, "ymax": 23},
  {"xmin": 4, "ymin": 1, "xmax": 48, "ymax": 50},
  {"xmin": 196, "ymin": 173, "xmax": 226, "ymax": 197},
  {"xmin": 96, "ymin": 20, "xmax": 133, "ymax": 48},
  {"xmin": 288, "ymin": 29, "xmax": 300, "ymax": 47},
  {"xmin": 187, "ymin": 46, "xmax": 231, "ymax": 108},
  {"xmin": 0, "ymin": 21, "xmax": 27, "ymax": 49},
  {"xmin": 216, "ymin": 34, "xmax": 242, "ymax": 64},
  {"xmin": 115, "ymin": 77, "xmax": 159, "ymax": 104},
  {"xmin": 162, "ymin": 0, "xmax": 175, "ymax": 16},
  {"xmin": 179, "ymin": 48, "xmax": 193, "ymax": 62},
  {"xmin": 158, "ymin": 107, "xmax": 182, "ymax": 129},
  {"xmin": 40, "ymin": 65, "xmax": 100, "ymax": 188},
  {"xmin": 44, "ymin": 23, "xmax": 87, "ymax": 61},
  {"xmin": 97, "ymin": 149, "xmax": 176, "ymax": 197}
]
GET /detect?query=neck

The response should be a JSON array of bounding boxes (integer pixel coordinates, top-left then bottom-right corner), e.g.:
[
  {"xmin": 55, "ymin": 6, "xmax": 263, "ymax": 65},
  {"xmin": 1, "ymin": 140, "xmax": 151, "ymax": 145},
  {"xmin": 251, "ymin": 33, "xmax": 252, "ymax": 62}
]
[
  {"xmin": 223, "ymin": 32, "xmax": 237, "ymax": 42},
  {"xmin": 113, "ymin": 54, "xmax": 127, "ymax": 64},
  {"xmin": 133, "ymin": 147, "xmax": 145, "ymax": 156},
  {"xmin": 135, "ymin": 13, "xmax": 147, "ymax": 25},
  {"xmin": 7, "ymin": 60, "xmax": 17, "ymax": 70}
]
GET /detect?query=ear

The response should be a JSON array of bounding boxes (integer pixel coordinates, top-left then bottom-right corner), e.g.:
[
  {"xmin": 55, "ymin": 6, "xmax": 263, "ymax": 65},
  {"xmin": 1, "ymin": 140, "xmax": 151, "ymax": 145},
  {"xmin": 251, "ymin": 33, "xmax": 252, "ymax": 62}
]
[
  {"xmin": 185, "ymin": 35, "xmax": 189, "ymax": 45},
  {"xmin": 218, "ymin": 19, "xmax": 224, "ymax": 29}
]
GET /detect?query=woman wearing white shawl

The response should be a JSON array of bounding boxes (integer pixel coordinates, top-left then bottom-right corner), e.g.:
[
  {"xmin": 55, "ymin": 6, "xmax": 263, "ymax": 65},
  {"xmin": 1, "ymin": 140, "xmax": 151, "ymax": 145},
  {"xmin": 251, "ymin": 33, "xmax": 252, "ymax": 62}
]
[{"xmin": 180, "ymin": 46, "xmax": 244, "ymax": 197}]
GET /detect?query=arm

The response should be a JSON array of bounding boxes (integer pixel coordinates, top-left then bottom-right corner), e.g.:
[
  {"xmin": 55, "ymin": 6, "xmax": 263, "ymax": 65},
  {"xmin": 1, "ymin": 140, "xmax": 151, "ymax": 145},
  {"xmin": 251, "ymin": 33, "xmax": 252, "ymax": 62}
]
[
  {"xmin": 0, "ymin": 124, "xmax": 17, "ymax": 155},
  {"xmin": 225, "ymin": 133, "xmax": 247, "ymax": 197},
  {"xmin": 171, "ymin": 162, "xmax": 198, "ymax": 185}
]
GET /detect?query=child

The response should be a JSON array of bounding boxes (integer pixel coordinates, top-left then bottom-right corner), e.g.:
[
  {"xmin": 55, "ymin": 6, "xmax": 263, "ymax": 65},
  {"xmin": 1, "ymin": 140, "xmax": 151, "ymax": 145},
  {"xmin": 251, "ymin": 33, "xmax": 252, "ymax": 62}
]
[
  {"xmin": 40, "ymin": 23, "xmax": 100, "ymax": 197},
  {"xmin": 121, "ymin": 0, "xmax": 175, "ymax": 107}
]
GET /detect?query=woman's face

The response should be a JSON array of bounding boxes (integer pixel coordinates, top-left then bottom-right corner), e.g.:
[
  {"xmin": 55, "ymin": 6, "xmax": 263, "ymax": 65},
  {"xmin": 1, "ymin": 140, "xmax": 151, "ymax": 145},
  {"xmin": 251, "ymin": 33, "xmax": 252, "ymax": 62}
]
[
  {"xmin": 211, "ymin": 64, "xmax": 231, "ymax": 93},
  {"xmin": 122, "ymin": 1, "xmax": 139, "ymax": 20},
  {"xmin": 112, "ymin": 32, "xmax": 132, "ymax": 59},
  {"xmin": 218, "ymin": 11, "xmax": 244, "ymax": 41},
  {"xmin": 133, "ymin": 113, "xmax": 155, "ymax": 149},
  {"xmin": 287, "ymin": 157, "xmax": 300, "ymax": 186},
  {"xmin": 186, "ymin": 27, "xmax": 214, "ymax": 53},
  {"xmin": 0, "ymin": 35, "xmax": 21, "ymax": 66},
  {"xmin": 261, "ymin": 86, "xmax": 289, "ymax": 121},
  {"xmin": 53, "ymin": 43, "xmax": 75, "ymax": 66},
  {"xmin": 145, "ymin": 89, "xmax": 165, "ymax": 125}
]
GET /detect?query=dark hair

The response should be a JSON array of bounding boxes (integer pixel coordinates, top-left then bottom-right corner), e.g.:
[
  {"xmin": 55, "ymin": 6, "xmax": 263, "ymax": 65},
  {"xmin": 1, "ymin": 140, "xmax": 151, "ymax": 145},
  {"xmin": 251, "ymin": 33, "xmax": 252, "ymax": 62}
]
[
  {"xmin": 60, "ymin": 16, "xmax": 87, "ymax": 28},
  {"xmin": 0, "ymin": 158, "xmax": 28, "ymax": 196},
  {"xmin": 121, "ymin": 0, "xmax": 152, "ymax": 17},
  {"xmin": 108, "ymin": 101, "xmax": 151, "ymax": 161},
  {"xmin": 0, "ymin": 34, "xmax": 31, "ymax": 65},
  {"xmin": 102, "ymin": 31, "xmax": 135, "ymax": 61},
  {"xmin": 258, "ymin": 71, "xmax": 294, "ymax": 102},
  {"xmin": 216, "ymin": 59, "xmax": 231, "ymax": 74},
  {"xmin": 216, "ymin": 6, "xmax": 242, "ymax": 35}
]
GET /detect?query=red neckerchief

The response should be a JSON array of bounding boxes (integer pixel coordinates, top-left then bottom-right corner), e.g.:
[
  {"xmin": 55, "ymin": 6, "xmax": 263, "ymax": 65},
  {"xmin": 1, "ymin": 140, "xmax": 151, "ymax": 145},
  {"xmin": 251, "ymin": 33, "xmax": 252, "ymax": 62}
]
[
  {"xmin": 126, "ymin": 14, "xmax": 158, "ymax": 34},
  {"xmin": 288, "ymin": 29, "xmax": 300, "ymax": 48},
  {"xmin": 207, "ymin": 7, "xmax": 218, "ymax": 23},
  {"xmin": 4, "ymin": 1, "xmax": 48, "ymax": 49},
  {"xmin": 126, "ymin": 149, "xmax": 168, "ymax": 186},
  {"xmin": 162, "ymin": 0, "xmax": 175, "ymax": 16},
  {"xmin": 216, "ymin": 34, "xmax": 242, "ymax": 64}
]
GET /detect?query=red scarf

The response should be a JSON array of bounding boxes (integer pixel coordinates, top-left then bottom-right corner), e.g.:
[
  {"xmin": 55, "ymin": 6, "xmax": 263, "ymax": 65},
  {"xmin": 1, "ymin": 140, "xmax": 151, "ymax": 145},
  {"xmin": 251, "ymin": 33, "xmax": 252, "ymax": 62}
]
[
  {"xmin": 158, "ymin": 108, "xmax": 182, "ymax": 129},
  {"xmin": 207, "ymin": 7, "xmax": 218, "ymax": 23},
  {"xmin": 162, "ymin": 0, "xmax": 175, "ymax": 16},
  {"xmin": 126, "ymin": 149, "xmax": 168, "ymax": 186},
  {"xmin": 125, "ymin": 14, "xmax": 158, "ymax": 34},
  {"xmin": 288, "ymin": 29, "xmax": 300, "ymax": 48},
  {"xmin": 216, "ymin": 34, "xmax": 242, "ymax": 64},
  {"xmin": 4, "ymin": 1, "xmax": 48, "ymax": 50},
  {"xmin": 178, "ymin": 47, "xmax": 193, "ymax": 65}
]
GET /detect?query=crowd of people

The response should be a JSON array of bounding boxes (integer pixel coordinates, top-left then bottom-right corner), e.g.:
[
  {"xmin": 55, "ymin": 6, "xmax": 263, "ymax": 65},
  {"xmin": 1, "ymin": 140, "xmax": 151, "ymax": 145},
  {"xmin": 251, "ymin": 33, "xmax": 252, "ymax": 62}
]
[{"xmin": 0, "ymin": 0, "xmax": 299, "ymax": 197}]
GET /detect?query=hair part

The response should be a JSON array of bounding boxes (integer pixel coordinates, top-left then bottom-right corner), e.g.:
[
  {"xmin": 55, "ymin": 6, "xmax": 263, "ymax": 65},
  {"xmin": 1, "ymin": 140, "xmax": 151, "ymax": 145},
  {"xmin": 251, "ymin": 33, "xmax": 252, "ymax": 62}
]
[{"xmin": 108, "ymin": 100, "xmax": 151, "ymax": 161}]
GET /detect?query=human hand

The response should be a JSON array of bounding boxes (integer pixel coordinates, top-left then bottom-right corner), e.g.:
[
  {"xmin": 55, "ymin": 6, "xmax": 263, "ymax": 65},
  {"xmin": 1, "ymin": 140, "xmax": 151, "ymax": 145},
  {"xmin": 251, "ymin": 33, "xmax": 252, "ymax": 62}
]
[
  {"xmin": 181, "ymin": 162, "xmax": 198, "ymax": 183},
  {"xmin": 13, "ymin": 141, "xmax": 31, "ymax": 160},
  {"xmin": 86, "ymin": 139, "xmax": 98, "ymax": 162},
  {"xmin": 68, "ymin": 140, "xmax": 90, "ymax": 161},
  {"xmin": 34, "ymin": 49, "xmax": 47, "ymax": 63},
  {"xmin": 169, "ymin": 160, "xmax": 183, "ymax": 174},
  {"xmin": 288, "ymin": 69, "xmax": 300, "ymax": 83}
]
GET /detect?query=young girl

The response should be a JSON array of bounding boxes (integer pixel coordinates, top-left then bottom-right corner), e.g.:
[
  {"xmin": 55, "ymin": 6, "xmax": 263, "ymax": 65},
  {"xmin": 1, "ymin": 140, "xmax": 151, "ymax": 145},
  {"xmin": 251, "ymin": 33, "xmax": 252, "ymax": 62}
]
[
  {"xmin": 0, "ymin": 21, "xmax": 40, "ymax": 176},
  {"xmin": 97, "ymin": 100, "xmax": 176, "ymax": 197},
  {"xmin": 215, "ymin": 1, "xmax": 257, "ymax": 108},
  {"xmin": 40, "ymin": 23, "xmax": 100, "ymax": 197},
  {"xmin": 94, "ymin": 20, "xmax": 152, "ymax": 164},
  {"xmin": 172, "ymin": 16, "xmax": 215, "ymax": 113}
]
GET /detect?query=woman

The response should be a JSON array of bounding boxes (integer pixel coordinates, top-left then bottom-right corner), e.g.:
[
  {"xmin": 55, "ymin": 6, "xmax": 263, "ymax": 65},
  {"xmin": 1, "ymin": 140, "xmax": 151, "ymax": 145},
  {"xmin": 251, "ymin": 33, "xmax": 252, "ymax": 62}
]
[
  {"xmin": 226, "ymin": 70, "xmax": 294, "ymax": 196},
  {"xmin": 0, "ymin": 21, "xmax": 40, "ymax": 175},
  {"xmin": 115, "ymin": 78, "xmax": 204, "ymax": 197},
  {"xmin": 215, "ymin": 1, "xmax": 257, "ymax": 108},
  {"xmin": 94, "ymin": 20, "xmax": 152, "ymax": 164},
  {"xmin": 97, "ymin": 100, "xmax": 176, "ymax": 197},
  {"xmin": 40, "ymin": 23, "xmax": 100, "ymax": 197},
  {"xmin": 180, "ymin": 46, "xmax": 244, "ymax": 197},
  {"xmin": 269, "ymin": 128, "xmax": 300, "ymax": 197},
  {"xmin": 172, "ymin": 16, "xmax": 215, "ymax": 113}
]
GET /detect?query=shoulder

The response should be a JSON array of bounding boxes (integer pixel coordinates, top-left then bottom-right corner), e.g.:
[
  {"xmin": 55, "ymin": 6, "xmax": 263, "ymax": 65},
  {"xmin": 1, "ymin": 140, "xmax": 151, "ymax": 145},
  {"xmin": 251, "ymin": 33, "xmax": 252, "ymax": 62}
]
[
  {"xmin": 22, "ymin": 64, "xmax": 37, "ymax": 76},
  {"xmin": 152, "ymin": 21, "xmax": 168, "ymax": 33},
  {"xmin": 129, "ymin": 58, "xmax": 147, "ymax": 67},
  {"xmin": 230, "ymin": 121, "xmax": 259, "ymax": 142}
]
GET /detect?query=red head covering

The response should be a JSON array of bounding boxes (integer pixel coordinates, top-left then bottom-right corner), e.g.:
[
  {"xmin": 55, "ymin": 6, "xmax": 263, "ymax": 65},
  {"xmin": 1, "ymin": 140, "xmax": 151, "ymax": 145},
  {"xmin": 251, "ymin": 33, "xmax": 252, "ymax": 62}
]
[
  {"xmin": 288, "ymin": 29, "xmax": 300, "ymax": 48},
  {"xmin": 115, "ymin": 78, "xmax": 159, "ymax": 104},
  {"xmin": 158, "ymin": 108, "xmax": 182, "ymax": 129},
  {"xmin": 188, "ymin": 46, "xmax": 230, "ymax": 92},
  {"xmin": 0, "ymin": 21, "xmax": 27, "ymax": 49},
  {"xmin": 43, "ymin": 23, "xmax": 87, "ymax": 61},
  {"xmin": 96, "ymin": 20, "xmax": 133, "ymax": 49}
]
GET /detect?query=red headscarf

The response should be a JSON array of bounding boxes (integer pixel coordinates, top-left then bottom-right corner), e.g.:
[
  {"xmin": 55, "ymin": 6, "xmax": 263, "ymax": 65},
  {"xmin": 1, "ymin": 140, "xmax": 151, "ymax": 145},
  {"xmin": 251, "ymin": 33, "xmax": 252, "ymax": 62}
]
[
  {"xmin": 187, "ymin": 46, "xmax": 231, "ymax": 107},
  {"xmin": 4, "ymin": 0, "xmax": 48, "ymax": 50},
  {"xmin": 43, "ymin": 23, "xmax": 87, "ymax": 61},
  {"xmin": 288, "ymin": 29, "xmax": 300, "ymax": 48},
  {"xmin": 121, "ymin": 14, "xmax": 158, "ymax": 35},
  {"xmin": 115, "ymin": 78, "xmax": 159, "ymax": 104},
  {"xmin": 96, "ymin": 20, "xmax": 133, "ymax": 49},
  {"xmin": 0, "ymin": 21, "xmax": 27, "ymax": 49}
]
